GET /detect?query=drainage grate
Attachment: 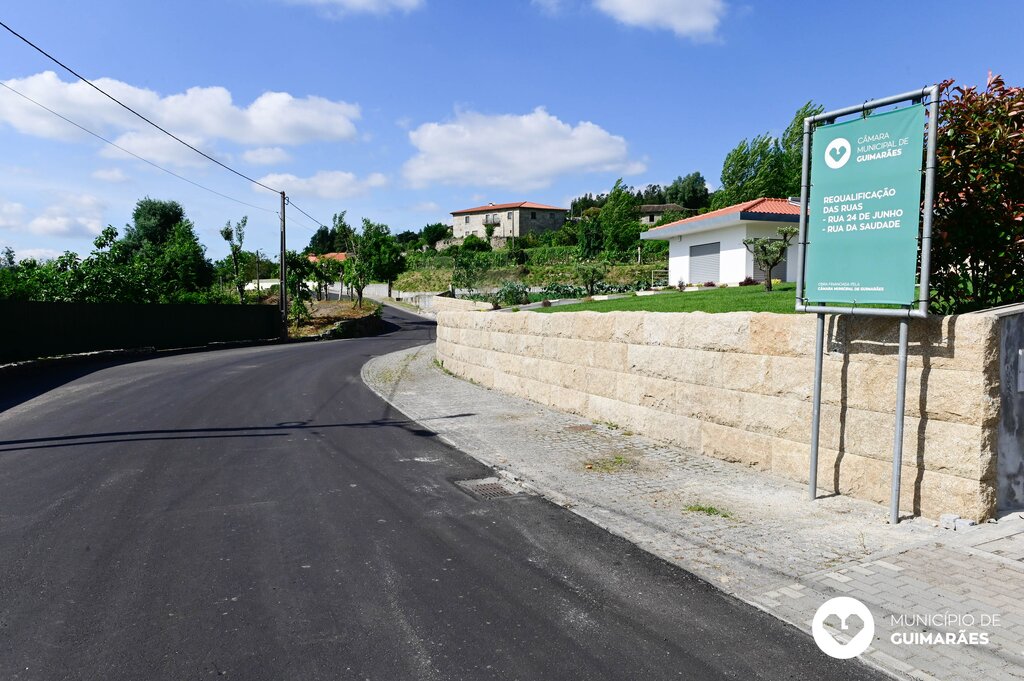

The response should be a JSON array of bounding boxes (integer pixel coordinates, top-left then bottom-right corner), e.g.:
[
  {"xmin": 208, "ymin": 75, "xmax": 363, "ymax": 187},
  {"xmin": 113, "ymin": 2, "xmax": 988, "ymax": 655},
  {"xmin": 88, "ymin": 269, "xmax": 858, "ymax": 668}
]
[{"xmin": 455, "ymin": 477, "xmax": 521, "ymax": 500}]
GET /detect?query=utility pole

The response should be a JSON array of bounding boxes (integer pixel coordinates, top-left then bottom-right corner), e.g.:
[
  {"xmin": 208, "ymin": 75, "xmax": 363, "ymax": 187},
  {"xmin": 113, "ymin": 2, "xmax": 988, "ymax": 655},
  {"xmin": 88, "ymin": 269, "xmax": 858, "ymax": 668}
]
[
  {"xmin": 255, "ymin": 249, "xmax": 261, "ymax": 292},
  {"xmin": 279, "ymin": 192, "xmax": 287, "ymax": 338}
]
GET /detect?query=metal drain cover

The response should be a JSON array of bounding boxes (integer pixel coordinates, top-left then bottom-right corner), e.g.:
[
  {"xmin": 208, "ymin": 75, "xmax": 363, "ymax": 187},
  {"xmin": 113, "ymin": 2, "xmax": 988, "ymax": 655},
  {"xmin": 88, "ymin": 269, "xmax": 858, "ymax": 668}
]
[{"xmin": 455, "ymin": 477, "xmax": 522, "ymax": 500}]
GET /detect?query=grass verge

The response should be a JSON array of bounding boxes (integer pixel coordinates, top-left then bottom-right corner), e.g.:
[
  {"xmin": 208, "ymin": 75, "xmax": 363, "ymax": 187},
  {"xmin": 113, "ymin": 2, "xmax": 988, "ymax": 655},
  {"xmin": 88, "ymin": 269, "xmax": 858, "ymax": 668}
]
[{"xmin": 535, "ymin": 283, "xmax": 799, "ymax": 314}]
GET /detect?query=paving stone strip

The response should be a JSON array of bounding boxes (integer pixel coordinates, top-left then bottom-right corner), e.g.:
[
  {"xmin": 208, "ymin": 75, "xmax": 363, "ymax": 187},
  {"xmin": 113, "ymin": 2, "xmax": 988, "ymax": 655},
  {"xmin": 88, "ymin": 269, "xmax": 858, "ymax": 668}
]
[{"xmin": 362, "ymin": 342, "xmax": 1024, "ymax": 681}]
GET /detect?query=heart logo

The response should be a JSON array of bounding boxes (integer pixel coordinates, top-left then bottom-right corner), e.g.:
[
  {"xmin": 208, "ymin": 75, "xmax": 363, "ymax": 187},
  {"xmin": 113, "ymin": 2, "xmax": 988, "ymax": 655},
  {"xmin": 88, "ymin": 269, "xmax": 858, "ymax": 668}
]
[
  {"xmin": 824, "ymin": 137, "xmax": 852, "ymax": 169},
  {"xmin": 812, "ymin": 597, "xmax": 875, "ymax": 659}
]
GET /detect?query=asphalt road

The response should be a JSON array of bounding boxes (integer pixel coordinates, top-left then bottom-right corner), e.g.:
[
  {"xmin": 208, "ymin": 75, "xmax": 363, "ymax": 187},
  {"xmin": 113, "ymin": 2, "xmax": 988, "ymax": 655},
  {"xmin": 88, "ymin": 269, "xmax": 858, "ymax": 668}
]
[{"xmin": 0, "ymin": 306, "xmax": 887, "ymax": 680}]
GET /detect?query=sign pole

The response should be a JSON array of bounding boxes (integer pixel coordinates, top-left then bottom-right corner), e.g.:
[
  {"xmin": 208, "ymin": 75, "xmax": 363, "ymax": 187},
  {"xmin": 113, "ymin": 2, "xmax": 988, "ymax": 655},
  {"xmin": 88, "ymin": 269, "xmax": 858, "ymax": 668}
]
[
  {"xmin": 809, "ymin": 311, "xmax": 825, "ymax": 500},
  {"xmin": 890, "ymin": 317, "xmax": 910, "ymax": 523}
]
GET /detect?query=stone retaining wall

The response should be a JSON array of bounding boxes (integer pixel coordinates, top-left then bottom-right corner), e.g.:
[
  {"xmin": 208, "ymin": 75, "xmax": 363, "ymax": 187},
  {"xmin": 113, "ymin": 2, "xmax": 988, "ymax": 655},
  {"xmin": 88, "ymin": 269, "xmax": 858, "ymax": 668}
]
[
  {"xmin": 431, "ymin": 296, "xmax": 496, "ymax": 312},
  {"xmin": 435, "ymin": 310, "xmax": 1003, "ymax": 520}
]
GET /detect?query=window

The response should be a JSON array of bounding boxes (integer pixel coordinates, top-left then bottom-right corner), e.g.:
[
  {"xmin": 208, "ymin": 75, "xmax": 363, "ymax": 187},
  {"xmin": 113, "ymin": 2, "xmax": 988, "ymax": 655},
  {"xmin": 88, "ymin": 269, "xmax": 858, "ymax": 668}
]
[
  {"xmin": 507, "ymin": 212, "xmax": 512, "ymax": 220},
  {"xmin": 649, "ymin": 215, "xmax": 656, "ymax": 222},
  {"xmin": 531, "ymin": 211, "xmax": 537, "ymax": 220},
  {"xmin": 465, "ymin": 216, "xmax": 470, "ymax": 224}
]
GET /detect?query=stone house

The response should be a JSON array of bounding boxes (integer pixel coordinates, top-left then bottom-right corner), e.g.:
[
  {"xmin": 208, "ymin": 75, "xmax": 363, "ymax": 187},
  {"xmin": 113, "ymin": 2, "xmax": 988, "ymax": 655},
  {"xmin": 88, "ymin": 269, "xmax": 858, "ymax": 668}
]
[
  {"xmin": 451, "ymin": 202, "xmax": 567, "ymax": 240},
  {"xmin": 638, "ymin": 203, "xmax": 685, "ymax": 226}
]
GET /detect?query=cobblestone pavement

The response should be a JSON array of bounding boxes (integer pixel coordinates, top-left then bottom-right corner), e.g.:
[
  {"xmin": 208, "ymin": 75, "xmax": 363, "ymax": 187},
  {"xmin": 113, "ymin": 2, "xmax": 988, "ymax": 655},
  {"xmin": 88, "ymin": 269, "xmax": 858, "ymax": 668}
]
[{"xmin": 363, "ymin": 342, "xmax": 1024, "ymax": 681}]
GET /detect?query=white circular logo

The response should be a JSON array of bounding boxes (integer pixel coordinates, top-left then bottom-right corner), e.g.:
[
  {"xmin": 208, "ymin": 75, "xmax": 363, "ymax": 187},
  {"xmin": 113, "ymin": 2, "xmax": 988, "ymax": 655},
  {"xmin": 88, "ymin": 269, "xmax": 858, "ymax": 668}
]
[
  {"xmin": 824, "ymin": 137, "xmax": 852, "ymax": 169},
  {"xmin": 812, "ymin": 596, "xmax": 875, "ymax": 659}
]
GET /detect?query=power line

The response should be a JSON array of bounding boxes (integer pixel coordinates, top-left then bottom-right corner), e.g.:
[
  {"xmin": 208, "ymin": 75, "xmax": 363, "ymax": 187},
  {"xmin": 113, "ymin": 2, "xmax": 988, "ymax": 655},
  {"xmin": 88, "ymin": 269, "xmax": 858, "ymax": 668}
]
[
  {"xmin": 0, "ymin": 80, "xmax": 277, "ymax": 215},
  {"xmin": 286, "ymin": 199, "xmax": 328, "ymax": 230},
  {"xmin": 0, "ymin": 18, "xmax": 280, "ymax": 195}
]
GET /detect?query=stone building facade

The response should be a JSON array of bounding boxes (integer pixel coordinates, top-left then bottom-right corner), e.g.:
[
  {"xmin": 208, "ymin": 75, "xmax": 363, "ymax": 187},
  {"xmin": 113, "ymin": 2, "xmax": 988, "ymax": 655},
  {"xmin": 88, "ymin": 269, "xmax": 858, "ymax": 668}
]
[{"xmin": 451, "ymin": 202, "xmax": 566, "ymax": 239}]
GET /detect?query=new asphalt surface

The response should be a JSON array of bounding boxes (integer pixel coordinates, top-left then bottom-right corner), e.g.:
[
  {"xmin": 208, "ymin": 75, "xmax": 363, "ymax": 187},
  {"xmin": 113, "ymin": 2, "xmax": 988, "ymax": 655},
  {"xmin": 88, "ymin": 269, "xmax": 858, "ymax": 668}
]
[{"xmin": 0, "ymin": 306, "xmax": 888, "ymax": 680}]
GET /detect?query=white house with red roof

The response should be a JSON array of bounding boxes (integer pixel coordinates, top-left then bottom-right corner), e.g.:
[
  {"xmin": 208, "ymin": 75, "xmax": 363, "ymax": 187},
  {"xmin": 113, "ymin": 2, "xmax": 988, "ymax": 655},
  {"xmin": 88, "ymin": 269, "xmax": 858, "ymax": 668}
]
[
  {"xmin": 640, "ymin": 197, "xmax": 801, "ymax": 286},
  {"xmin": 451, "ymin": 201, "xmax": 567, "ymax": 239}
]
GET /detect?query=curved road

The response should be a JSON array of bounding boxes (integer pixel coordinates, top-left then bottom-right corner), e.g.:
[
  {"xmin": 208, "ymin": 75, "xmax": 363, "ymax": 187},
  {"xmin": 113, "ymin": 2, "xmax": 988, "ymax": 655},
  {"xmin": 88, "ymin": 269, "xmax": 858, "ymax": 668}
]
[{"xmin": 0, "ymin": 306, "xmax": 884, "ymax": 680}]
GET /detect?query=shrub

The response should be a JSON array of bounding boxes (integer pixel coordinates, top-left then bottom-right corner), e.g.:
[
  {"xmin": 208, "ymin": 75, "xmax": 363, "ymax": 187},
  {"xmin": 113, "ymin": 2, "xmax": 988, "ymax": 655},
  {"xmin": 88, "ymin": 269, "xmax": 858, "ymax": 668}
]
[
  {"xmin": 739, "ymin": 276, "xmax": 758, "ymax": 286},
  {"xmin": 718, "ymin": 283, "xmax": 729, "ymax": 288},
  {"xmin": 542, "ymin": 282, "xmax": 585, "ymax": 299},
  {"xmin": 541, "ymin": 299, "xmax": 552, "ymax": 307},
  {"xmin": 703, "ymin": 280, "xmax": 717, "ymax": 288},
  {"xmin": 932, "ymin": 74, "xmax": 1024, "ymax": 313},
  {"xmin": 677, "ymin": 280, "xmax": 687, "ymax": 291},
  {"xmin": 493, "ymin": 280, "xmax": 530, "ymax": 307}
]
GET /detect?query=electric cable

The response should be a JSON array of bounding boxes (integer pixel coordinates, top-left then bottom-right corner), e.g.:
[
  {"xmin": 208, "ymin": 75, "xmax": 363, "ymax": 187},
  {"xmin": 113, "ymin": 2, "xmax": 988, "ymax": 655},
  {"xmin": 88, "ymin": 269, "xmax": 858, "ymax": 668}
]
[
  {"xmin": 0, "ymin": 80, "xmax": 277, "ymax": 215},
  {"xmin": 0, "ymin": 18, "xmax": 280, "ymax": 194}
]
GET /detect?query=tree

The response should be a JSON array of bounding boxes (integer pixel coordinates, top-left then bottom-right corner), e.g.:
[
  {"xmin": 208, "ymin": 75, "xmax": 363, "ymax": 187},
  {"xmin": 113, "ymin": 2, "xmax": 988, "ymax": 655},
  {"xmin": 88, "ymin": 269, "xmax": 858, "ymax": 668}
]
[
  {"xmin": 395, "ymin": 230, "xmax": 419, "ymax": 247},
  {"xmin": 712, "ymin": 133, "xmax": 777, "ymax": 209},
  {"xmin": 743, "ymin": 225, "xmax": 797, "ymax": 291},
  {"xmin": 123, "ymin": 198, "xmax": 186, "ymax": 253},
  {"xmin": 779, "ymin": 102, "xmax": 824, "ymax": 198},
  {"xmin": 285, "ymin": 250, "xmax": 314, "ymax": 326},
  {"xmin": 305, "ymin": 212, "xmax": 356, "ymax": 255},
  {"xmin": 305, "ymin": 225, "xmax": 334, "ymax": 255},
  {"xmin": 600, "ymin": 179, "xmax": 641, "ymax": 252},
  {"xmin": 145, "ymin": 221, "xmax": 215, "ymax": 302},
  {"xmin": 420, "ymin": 222, "xmax": 450, "ymax": 249},
  {"xmin": 664, "ymin": 172, "xmax": 710, "ymax": 211},
  {"xmin": 342, "ymin": 219, "xmax": 400, "ymax": 307},
  {"xmin": 575, "ymin": 214, "xmax": 603, "ymax": 261},
  {"xmin": 637, "ymin": 184, "xmax": 666, "ymax": 204},
  {"xmin": 569, "ymin": 192, "xmax": 608, "ymax": 216},
  {"xmin": 451, "ymin": 249, "xmax": 485, "ymax": 295},
  {"xmin": 220, "ymin": 216, "xmax": 247, "ymax": 303},
  {"xmin": 931, "ymin": 74, "xmax": 1024, "ymax": 312},
  {"xmin": 311, "ymin": 257, "xmax": 343, "ymax": 301},
  {"xmin": 574, "ymin": 261, "xmax": 608, "ymax": 295},
  {"xmin": 713, "ymin": 102, "xmax": 823, "ymax": 209},
  {"xmin": 360, "ymin": 220, "xmax": 406, "ymax": 298}
]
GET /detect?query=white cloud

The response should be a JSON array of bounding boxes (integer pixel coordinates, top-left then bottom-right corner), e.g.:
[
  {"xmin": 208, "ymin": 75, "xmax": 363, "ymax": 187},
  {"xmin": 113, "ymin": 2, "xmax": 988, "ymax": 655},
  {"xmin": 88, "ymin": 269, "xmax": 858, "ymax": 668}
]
[
  {"xmin": 403, "ymin": 107, "xmax": 645, "ymax": 191},
  {"xmin": 257, "ymin": 170, "xmax": 388, "ymax": 199},
  {"xmin": 0, "ymin": 201, "xmax": 26, "ymax": 229},
  {"xmin": 287, "ymin": 0, "xmax": 423, "ymax": 16},
  {"xmin": 0, "ymin": 71, "xmax": 361, "ymax": 165},
  {"xmin": 91, "ymin": 167, "xmax": 129, "ymax": 183},
  {"xmin": 24, "ymin": 194, "xmax": 106, "ymax": 238},
  {"xmin": 16, "ymin": 247, "xmax": 62, "ymax": 262},
  {"xmin": 243, "ymin": 147, "xmax": 292, "ymax": 165},
  {"xmin": 100, "ymin": 130, "xmax": 211, "ymax": 168},
  {"xmin": 593, "ymin": 0, "xmax": 725, "ymax": 39},
  {"xmin": 412, "ymin": 201, "xmax": 441, "ymax": 212}
]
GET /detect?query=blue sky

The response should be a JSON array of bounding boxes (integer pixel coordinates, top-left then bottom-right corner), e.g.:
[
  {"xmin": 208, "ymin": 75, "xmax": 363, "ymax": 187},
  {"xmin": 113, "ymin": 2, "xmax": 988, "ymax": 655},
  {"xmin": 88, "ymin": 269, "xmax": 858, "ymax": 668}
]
[{"xmin": 1, "ymin": 0, "xmax": 1021, "ymax": 261}]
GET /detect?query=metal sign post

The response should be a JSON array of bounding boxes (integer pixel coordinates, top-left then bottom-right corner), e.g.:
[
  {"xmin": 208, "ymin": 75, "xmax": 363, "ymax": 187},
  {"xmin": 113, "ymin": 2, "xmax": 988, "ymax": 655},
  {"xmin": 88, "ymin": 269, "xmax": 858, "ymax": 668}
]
[{"xmin": 798, "ymin": 85, "xmax": 939, "ymax": 525}]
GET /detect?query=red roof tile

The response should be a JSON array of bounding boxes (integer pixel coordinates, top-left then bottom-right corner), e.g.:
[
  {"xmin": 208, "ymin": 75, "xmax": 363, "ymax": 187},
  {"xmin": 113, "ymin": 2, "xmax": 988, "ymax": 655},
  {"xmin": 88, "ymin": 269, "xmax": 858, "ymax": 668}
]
[
  {"xmin": 451, "ymin": 201, "xmax": 566, "ymax": 215},
  {"xmin": 643, "ymin": 198, "xmax": 800, "ymax": 233},
  {"xmin": 308, "ymin": 252, "xmax": 347, "ymax": 263}
]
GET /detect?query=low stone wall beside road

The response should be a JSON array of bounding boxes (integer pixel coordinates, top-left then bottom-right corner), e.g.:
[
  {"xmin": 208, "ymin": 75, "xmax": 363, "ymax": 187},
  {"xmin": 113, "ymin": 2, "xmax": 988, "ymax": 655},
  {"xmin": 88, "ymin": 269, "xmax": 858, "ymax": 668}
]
[
  {"xmin": 435, "ymin": 309, "xmax": 1003, "ymax": 521},
  {"xmin": 431, "ymin": 296, "xmax": 496, "ymax": 312}
]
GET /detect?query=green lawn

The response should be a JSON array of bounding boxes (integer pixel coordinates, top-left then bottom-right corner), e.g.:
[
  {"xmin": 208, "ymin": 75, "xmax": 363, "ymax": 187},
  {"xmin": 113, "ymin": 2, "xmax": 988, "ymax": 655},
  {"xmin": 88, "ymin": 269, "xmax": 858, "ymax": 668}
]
[{"xmin": 536, "ymin": 283, "xmax": 799, "ymax": 314}]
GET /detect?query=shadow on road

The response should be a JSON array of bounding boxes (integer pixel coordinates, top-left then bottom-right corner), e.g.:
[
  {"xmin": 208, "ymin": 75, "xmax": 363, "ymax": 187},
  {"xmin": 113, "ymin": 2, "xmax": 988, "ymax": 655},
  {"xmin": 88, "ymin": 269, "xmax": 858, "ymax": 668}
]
[
  {"xmin": 0, "ymin": 357, "xmax": 154, "ymax": 416},
  {"xmin": 0, "ymin": 413, "xmax": 477, "ymax": 453}
]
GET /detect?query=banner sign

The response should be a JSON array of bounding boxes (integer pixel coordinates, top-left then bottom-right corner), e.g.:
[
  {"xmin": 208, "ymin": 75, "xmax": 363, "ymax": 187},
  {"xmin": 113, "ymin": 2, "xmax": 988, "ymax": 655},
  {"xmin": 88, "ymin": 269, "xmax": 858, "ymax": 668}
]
[{"xmin": 804, "ymin": 105, "xmax": 925, "ymax": 305}]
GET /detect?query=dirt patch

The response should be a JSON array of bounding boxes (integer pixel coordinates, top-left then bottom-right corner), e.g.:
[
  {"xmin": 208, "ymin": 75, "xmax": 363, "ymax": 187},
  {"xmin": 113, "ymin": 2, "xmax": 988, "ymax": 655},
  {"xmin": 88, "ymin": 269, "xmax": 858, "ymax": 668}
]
[{"xmin": 291, "ymin": 300, "xmax": 381, "ymax": 338}]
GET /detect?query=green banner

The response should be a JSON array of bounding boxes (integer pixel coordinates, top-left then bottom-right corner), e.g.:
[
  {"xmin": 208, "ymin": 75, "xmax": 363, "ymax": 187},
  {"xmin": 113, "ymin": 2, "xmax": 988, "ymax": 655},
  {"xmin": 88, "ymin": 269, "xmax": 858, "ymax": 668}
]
[{"xmin": 804, "ymin": 104, "xmax": 925, "ymax": 305}]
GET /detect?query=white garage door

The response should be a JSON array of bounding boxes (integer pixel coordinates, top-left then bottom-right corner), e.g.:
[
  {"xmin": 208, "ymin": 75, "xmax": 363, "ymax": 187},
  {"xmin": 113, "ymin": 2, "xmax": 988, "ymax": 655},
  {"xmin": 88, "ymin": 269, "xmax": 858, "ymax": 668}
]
[{"xmin": 689, "ymin": 242, "xmax": 720, "ymax": 284}]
